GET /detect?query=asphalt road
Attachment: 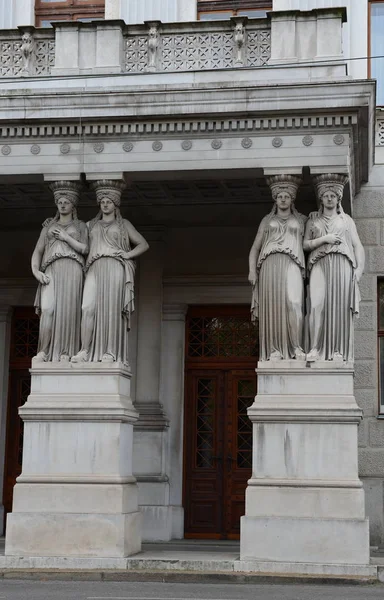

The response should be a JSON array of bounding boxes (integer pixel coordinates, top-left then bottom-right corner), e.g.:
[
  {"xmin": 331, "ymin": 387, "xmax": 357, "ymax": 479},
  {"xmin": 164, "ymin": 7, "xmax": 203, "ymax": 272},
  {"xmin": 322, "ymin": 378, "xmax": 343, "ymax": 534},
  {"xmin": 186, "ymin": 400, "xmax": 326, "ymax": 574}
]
[{"xmin": 0, "ymin": 581, "xmax": 383, "ymax": 600}]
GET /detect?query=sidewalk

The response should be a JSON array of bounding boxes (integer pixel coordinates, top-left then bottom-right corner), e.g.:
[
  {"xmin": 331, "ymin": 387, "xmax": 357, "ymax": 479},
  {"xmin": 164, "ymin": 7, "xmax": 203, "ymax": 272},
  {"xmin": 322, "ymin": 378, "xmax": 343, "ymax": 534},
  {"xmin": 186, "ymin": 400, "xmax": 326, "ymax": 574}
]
[{"xmin": 0, "ymin": 539, "xmax": 382, "ymax": 584}]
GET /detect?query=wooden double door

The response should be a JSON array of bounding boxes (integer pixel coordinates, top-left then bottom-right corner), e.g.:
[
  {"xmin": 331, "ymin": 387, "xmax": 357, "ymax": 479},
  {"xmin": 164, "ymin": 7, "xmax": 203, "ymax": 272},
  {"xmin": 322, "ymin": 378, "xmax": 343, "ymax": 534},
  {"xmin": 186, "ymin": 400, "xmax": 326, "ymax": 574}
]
[{"xmin": 184, "ymin": 306, "xmax": 258, "ymax": 539}]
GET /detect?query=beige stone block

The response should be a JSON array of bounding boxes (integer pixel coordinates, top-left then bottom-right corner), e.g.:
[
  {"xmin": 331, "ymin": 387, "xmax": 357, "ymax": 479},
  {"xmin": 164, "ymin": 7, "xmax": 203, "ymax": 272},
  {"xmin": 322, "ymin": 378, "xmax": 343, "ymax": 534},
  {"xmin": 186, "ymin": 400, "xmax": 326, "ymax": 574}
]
[
  {"xmin": 358, "ymin": 419, "xmax": 368, "ymax": 448},
  {"xmin": 354, "ymin": 304, "xmax": 376, "ymax": 331},
  {"xmin": 354, "ymin": 191, "xmax": 384, "ymax": 219},
  {"xmin": 365, "ymin": 247, "xmax": 384, "ymax": 274},
  {"xmin": 354, "ymin": 331, "xmax": 377, "ymax": 360},
  {"xmin": 355, "ymin": 389, "xmax": 377, "ymax": 417},
  {"xmin": 359, "ymin": 274, "xmax": 376, "ymax": 302},
  {"xmin": 359, "ymin": 449, "xmax": 384, "ymax": 476},
  {"xmin": 368, "ymin": 420, "xmax": 384, "ymax": 448},
  {"xmin": 354, "ymin": 361, "xmax": 377, "ymax": 389},
  {"xmin": 355, "ymin": 219, "xmax": 380, "ymax": 245}
]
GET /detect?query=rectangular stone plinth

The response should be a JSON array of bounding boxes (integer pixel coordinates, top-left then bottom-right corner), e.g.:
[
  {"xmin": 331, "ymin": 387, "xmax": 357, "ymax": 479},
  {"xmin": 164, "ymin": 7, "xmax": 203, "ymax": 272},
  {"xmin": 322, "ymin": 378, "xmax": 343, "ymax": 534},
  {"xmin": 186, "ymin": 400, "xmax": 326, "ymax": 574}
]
[
  {"xmin": 6, "ymin": 512, "xmax": 140, "ymax": 558},
  {"xmin": 241, "ymin": 516, "xmax": 370, "ymax": 565},
  {"xmin": 5, "ymin": 363, "xmax": 141, "ymax": 558},
  {"xmin": 241, "ymin": 364, "xmax": 370, "ymax": 568}
]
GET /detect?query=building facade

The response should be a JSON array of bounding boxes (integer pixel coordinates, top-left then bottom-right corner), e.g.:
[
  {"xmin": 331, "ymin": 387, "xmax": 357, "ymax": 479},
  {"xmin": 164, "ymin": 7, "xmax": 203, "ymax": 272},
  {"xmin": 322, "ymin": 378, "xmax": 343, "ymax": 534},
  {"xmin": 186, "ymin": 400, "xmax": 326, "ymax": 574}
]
[{"xmin": 0, "ymin": 0, "xmax": 383, "ymax": 548}]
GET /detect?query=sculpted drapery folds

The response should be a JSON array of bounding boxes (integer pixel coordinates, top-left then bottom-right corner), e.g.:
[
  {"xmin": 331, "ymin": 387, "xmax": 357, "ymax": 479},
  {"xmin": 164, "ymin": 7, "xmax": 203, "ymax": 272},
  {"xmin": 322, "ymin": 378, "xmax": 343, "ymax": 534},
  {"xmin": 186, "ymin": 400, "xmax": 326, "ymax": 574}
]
[
  {"xmin": 31, "ymin": 181, "xmax": 88, "ymax": 362},
  {"xmin": 248, "ymin": 175, "xmax": 307, "ymax": 362},
  {"xmin": 304, "ymin": 174, "xmax": 365, "ymax": 362},
  {"xmin": 71, "ymin": 180, "xmax": 149, "ymax": 364}
]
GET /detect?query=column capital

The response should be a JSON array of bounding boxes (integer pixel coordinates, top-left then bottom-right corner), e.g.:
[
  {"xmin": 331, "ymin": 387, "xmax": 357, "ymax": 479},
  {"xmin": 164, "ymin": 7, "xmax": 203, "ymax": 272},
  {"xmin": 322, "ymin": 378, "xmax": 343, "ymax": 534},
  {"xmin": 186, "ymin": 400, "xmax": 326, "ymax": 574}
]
[
  {"xmin": 162, "ymin": 303, "xmax": 188, "ymax": 322},
  {"xmin": 0, "ymin": 306, "xmax": 12, "ymax": 323},
  {"xmin": 265, "ymin": 174, "xmax": 302, "ymax": 201},
  {"xmin": 90, "ymin": 179, "xmax": 126, "ymax": 205}
]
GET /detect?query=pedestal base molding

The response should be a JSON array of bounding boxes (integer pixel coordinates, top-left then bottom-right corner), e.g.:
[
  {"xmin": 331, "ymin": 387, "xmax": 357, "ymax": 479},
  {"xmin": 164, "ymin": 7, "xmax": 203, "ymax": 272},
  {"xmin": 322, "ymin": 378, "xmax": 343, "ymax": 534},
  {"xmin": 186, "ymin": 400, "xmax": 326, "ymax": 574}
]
[
  {"xmin": 241, "ymin": 365, "xmax": 370, "ymax": 569},
  {"xmin": 5, "ymin": 362, "xmax": 141, "ymax": 558}
]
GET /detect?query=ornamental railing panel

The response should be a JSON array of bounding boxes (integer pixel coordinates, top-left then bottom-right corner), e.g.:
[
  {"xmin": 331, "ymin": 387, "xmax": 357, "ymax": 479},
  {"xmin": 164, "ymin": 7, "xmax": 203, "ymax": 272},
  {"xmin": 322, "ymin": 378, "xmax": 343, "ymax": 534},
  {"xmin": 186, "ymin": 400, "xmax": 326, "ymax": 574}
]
[
  {"xmin": 377, "ymin": 117, "xmax": 384, "ymax": 147},
  {"xmin": 124, "ymin": 18, "xmax": 271, "ymax": 73},
  {"xmin": 0, "ymin": 30, "xmax": 55, "ymax": 77}
]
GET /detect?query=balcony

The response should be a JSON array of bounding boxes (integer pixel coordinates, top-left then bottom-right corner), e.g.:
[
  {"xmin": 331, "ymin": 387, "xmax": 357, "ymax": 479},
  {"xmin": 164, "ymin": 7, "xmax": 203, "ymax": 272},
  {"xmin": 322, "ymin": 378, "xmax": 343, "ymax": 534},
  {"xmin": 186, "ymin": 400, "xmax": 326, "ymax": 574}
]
[{"xmin": 0, "ymin": 8, "xmax": 348, "ymax": 80}]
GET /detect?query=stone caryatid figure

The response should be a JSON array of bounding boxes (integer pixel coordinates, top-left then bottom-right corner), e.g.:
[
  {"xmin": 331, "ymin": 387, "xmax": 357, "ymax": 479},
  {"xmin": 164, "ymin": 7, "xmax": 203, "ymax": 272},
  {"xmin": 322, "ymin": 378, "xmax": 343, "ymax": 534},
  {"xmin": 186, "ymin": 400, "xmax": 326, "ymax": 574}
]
[
  {"xmin": 31, "ymin": 181, "xmax": 88, "ymax": 362},
  {"xmin": 304, "ymin": 174, "xmax": 365, "ymax": 362},
  {"xmin": 72, "ymin": 180, "xmax": 149, "ymax": 364},
  {"xmin": 248, "ymin": 175, "xmax": 306, "ymax": 361}
]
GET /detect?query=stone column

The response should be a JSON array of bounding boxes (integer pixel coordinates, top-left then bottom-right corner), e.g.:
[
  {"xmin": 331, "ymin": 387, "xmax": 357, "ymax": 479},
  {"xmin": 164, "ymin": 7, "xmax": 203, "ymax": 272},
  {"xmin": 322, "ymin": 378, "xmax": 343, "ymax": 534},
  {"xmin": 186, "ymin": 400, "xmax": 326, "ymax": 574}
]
[
  {"xmin": 5, "ymin": 178, "xmax": 141, "ymax": 559},
  {"xmin": 0, "ymin": 307, "xmax": 11, "ymax": 534},
  {"xmin": 161, "ymin": 303, "xmax": 188, "ymax": 539},
  {"xmin": 240, "ymin": 172, "xmax": 371, "ymax": 577},
  {"xmin": 133, "ymin": 232, "xmax": 170, "ymax": 540}
]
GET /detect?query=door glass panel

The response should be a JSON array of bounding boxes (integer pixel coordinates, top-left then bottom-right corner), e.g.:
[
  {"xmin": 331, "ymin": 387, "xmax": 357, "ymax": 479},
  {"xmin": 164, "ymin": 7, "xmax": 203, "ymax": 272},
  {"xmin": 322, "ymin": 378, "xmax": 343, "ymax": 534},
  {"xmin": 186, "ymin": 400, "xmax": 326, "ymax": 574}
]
[
  {"xmin": 236, "ymin": 378, "xmax": 255, "ymax": 468},
  {"xmin": 195, "ymin": 378, "xmax": 215, "ymax": 469},
  {"xmin": 188, "ymin": 316, "xmax": 258, "ymax": 358}
]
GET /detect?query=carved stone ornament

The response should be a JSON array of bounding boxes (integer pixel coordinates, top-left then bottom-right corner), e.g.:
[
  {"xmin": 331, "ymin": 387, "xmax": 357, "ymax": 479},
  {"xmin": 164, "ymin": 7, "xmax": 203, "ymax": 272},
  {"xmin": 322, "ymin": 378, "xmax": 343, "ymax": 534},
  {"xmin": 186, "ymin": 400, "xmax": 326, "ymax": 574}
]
[
  {"xmin": 302, "ymin": 135, "xmax": 314, "ymax": 147},
  {"xmin": 1, "ymin": 145, "xmax": 11, "ymax": 156},
  {"xmin": 60, "ymin": 143, "xmax": 70, "ymax": 154},
  {"xmin": 272, "ymin": 137, "xmax": 283, "ymax": 148},
  {"xmin": 333, "ymin": 134, "xmax": 345, "ymax": 145},
  {"xmin": 71, "ymin": 179, "xmax": 150, "ymax": 365},
  {"xmin": 31, "ymin": 180, "xmax": 86, "ymax": 363},
  {"xmin": 181, "ymin": 140, "xmax": 192, "ymax": 151},
  {"xmin": 152, "ymin": 141, "xmax": 163, "ymax": 152},
  {"xmin": 147, "ymin": 23, "xmax": 159, "ymax": 72},
  {"xmin": 305, "ymin": 173, "xmax": 364, "ymax": 363},
  {"xmin": 123, "ymin": 142, "xmax": 134, "ymax": 152},
  {"xmin": 234, "ymin": 20, "xmax": 245, "ymax": 66},
  {"xmin": 30, "ymin": 144, "xmax": 41, "ymax": 155},
  {"xmin": 21, "ymin": 31, "xmax": 34, "ymax": 76},
  {"xmin": 241, "ymin": 137, "xmax": 253, "ymax": 149},
  {"xmin": 249, "ymin": 174, "xmax": 306, "ymax": 362},
  {"xmin": 211, "ymin": 139, "xmax": 222, "ymax": 150},
  {"xmin": 93, "ymin": 142, "xmax": 104, "ymax": 153}
]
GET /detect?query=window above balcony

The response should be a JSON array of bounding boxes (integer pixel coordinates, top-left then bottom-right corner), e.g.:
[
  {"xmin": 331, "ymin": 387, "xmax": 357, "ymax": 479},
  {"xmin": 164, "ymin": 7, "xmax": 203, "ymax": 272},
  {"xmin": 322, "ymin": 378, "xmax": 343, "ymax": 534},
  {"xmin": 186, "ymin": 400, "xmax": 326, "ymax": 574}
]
[
  {"xmin": 35, "ymin": 0, "xmax": 105, "ymax": 27},
  {"xmin": 198, "ymin": 0, "xmax": 272, "ymax": 21}
]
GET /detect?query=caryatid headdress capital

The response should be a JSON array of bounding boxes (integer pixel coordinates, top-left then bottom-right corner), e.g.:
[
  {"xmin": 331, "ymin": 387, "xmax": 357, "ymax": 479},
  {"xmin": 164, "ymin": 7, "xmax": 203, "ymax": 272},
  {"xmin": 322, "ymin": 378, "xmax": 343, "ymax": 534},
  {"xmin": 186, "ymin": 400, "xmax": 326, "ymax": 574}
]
[
  {"xmin": 91, "ymin": 179, "xmax": 126, "ymax": 207},
  {"xmin": 313, "ymin": 173, "xmax": 348, "ymax": 202},
  {"xmin": 266, "ymin": 175, "xmax": 302, "ymax": 201},
  {"xmin": 49, "ymin": 180, "xmax": 81, "ymax": 206}
]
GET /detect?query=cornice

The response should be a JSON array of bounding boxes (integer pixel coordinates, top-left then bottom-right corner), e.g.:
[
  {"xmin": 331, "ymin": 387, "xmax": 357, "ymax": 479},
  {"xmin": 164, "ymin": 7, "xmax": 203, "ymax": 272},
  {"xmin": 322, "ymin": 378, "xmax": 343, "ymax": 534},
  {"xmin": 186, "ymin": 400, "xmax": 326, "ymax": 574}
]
[{"xmin": 0, "ymin": 114, "xmax": 357, "ymax": 140}]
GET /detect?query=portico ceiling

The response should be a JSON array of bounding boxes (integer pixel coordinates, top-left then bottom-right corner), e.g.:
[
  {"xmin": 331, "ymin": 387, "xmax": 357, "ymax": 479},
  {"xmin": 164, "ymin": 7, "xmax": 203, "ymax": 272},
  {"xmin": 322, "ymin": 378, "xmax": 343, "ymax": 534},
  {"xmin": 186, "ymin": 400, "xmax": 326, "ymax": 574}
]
[{"xmin": 0, "ymin": 174, "xmax": 320, "ymax": 230}]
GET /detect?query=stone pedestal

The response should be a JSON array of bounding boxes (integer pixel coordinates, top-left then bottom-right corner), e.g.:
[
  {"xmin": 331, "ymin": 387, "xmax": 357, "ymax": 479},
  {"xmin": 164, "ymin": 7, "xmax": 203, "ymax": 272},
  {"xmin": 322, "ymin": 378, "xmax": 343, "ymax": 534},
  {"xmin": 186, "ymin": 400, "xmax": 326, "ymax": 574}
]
[
  {"xmin": 5, "ymin": 362, "xmax": 141, "ymax": 558},
  {"xmin": 240, "ymin": 363, "xmax": 370, "ymax": 571}
]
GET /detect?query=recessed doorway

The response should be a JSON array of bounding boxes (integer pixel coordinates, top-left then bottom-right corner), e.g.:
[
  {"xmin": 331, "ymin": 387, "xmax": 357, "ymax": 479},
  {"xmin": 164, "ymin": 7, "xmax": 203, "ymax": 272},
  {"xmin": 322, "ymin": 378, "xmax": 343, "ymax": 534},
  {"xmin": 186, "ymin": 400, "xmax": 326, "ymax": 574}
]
[{"xmin": 183, "ymin": 305, "xmax": 258, "ymax": 539}]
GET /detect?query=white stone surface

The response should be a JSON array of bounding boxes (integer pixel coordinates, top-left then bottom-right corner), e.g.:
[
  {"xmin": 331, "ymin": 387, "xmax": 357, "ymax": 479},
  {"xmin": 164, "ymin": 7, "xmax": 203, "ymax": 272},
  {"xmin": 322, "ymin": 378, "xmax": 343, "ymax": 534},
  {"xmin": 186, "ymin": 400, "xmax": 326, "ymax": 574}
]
[
  {"xmin": 6, "ymin": 512, "xmax": 141, "ymax": 558},
  {"xmin": 241, "ymin": 367, "xmax": 370, "ymax": 567},
  {"xmin": 0, "ymin": 0, "xmax": 34, "ymax": 29},
  {"xmin": 241, "ymin": 517, "xmax": 370, "ymax": 565},
  {"xmin": 272, "ymin": 0, "xmax": 368, "ymax": 80},
  {"xmin": 5, "ymin": 363, "xmax": 141, "ymax": 558}
]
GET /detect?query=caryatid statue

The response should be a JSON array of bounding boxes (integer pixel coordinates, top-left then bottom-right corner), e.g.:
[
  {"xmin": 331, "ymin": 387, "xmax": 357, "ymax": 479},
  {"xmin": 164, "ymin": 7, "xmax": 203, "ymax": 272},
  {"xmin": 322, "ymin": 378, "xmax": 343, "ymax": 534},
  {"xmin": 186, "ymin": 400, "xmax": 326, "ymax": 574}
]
[
  {"xmin": 31, "ymin": 181, "xmax": 88, "ymax": 362},
  {"xmin": 248, "ymin": 175, "xmax": 307, "ymax": 361},
  {"xmin": 72, "ymin": 180, "xmax": 149, "ymax": 364},
  {"xmin": 304, "ymin": 174, "xmax": 365, "ymax": 362}
]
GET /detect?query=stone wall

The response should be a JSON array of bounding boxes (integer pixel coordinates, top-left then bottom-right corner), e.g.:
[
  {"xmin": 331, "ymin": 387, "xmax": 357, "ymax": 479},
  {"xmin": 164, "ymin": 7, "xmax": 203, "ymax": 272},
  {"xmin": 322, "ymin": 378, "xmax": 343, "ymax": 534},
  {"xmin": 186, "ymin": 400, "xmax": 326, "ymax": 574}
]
[{"xmin": 354, "ymin": 164, "xmax": 384, "ymax": 546}]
